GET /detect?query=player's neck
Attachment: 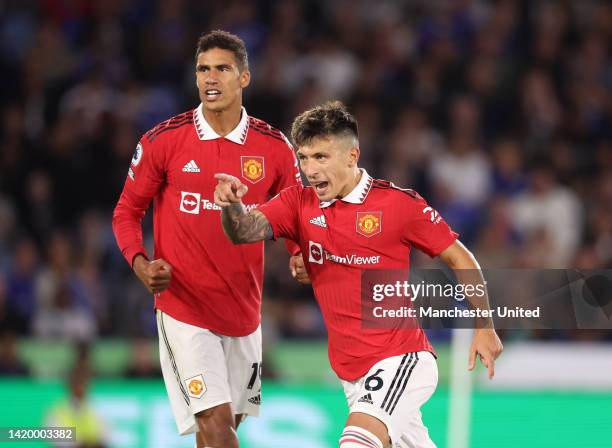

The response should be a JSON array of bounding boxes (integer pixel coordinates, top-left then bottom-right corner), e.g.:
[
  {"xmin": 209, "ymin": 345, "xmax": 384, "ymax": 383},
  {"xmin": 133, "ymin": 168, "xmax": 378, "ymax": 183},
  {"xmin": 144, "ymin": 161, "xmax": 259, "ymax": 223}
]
[
  {"xmin": 339, "ymin": 168, "xmax": 362, "ymax": 198},
  {"xmin": 202, "ymin": 104, "xmax": 242, "ymax": 137}
]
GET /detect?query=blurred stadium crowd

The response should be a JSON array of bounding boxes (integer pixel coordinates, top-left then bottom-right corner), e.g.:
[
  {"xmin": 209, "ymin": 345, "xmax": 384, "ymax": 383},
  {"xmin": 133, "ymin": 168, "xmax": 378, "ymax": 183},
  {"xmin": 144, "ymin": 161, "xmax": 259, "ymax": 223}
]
[{"xmin": 1, "ymin": 0, "xmax": 611, "ymax": 375}]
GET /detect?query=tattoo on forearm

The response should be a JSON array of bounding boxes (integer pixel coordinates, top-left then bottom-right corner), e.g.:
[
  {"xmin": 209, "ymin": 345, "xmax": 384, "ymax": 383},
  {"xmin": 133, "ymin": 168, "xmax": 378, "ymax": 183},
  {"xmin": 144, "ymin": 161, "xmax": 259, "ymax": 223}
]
[{"xmin": 221, "ymin": 205, "xmax": 273, "ymax": 244}]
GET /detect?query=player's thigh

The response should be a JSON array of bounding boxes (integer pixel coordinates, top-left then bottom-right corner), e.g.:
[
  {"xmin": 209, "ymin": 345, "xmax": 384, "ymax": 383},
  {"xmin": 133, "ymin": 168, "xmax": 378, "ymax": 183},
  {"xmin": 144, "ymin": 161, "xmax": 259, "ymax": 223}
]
[
  {"xmin": 157, "ymin": 310, "xmax": 233, "ymax": 434},
  {"xmin": 224, "ymin": 324, "xmax": 263, "ymax": 417},
  {"xmin": 342, "ymin": 351, "xmax": 438, "ymax": 448}
]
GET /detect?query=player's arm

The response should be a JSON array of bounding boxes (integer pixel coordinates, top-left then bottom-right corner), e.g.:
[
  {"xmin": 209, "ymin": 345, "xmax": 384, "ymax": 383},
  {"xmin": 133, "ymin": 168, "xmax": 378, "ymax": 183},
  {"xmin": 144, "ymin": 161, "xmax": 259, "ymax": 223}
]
[
  {"xmin": 272, "ymin": 134, "xmax": 308, "ymax": 276},
  {"xmin": 214, "ymin": 173, "xmax": 273, "ymax": 244},
  {"xmin": 112, "ymin": 138, "xmax": 173, "ymax": 293},
  {"xmin": 438, "ymin": 240, "xmax": 503, "ymax": 379}
]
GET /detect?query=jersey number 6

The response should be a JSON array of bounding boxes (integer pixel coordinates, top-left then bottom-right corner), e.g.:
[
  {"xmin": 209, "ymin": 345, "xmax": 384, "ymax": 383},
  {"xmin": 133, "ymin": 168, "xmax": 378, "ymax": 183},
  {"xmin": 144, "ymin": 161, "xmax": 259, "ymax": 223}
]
[{"xmin": 365, "ymin": 369, "xmax": 384, "ymax": 391}]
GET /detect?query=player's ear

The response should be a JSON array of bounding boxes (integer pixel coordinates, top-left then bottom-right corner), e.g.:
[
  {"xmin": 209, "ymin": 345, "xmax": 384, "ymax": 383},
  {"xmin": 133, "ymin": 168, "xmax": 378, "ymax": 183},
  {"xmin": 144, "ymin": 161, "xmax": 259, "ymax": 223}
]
[
  {"xmin": 239, "ymin": 69, "xmax": 251, "ymax": 89},
  {"xmin": 348, "ymin": 146, "xmax": 360, "ymax": 167}
]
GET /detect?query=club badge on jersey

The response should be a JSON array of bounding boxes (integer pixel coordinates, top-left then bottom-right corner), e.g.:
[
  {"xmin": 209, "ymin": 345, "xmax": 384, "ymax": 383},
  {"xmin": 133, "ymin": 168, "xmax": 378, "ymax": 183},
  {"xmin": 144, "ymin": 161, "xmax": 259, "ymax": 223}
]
[
  {"xmin": 356, "ymin": 211, "xmax": 382, "ymax": 237},
  {"xmin": 241, "ymin": 156, "xmax": 265, "ymax": 183}
]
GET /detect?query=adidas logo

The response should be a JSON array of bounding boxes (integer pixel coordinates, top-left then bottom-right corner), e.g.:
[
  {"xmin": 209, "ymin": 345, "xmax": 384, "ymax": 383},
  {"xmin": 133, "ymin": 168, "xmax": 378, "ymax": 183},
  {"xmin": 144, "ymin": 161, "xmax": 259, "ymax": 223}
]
[
  {"xmin": 309, "ymin": 215, "xmax": 327, "ymax": 228},
  {"xmin": 182, "ymin": 160, "xmax": 200, "ymax": 173},
  {"xmin": 248, "ymin": 394, "xmax": 261, "ymax": 405},
  {"xmin": 358, "ymin": 393, "xmax": 373, "ymax": 404}
]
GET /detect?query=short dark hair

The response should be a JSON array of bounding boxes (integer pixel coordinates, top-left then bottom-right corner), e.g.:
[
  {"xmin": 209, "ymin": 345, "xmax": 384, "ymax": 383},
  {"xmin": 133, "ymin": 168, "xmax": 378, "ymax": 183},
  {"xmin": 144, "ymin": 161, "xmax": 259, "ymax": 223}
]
[
  {"xmin": 291, "ymin": 101, "xmax": 359, "ymax": 147},
  {"xmin": 195, "ymin": 30, "xmax": 249, "ymax": 71}
]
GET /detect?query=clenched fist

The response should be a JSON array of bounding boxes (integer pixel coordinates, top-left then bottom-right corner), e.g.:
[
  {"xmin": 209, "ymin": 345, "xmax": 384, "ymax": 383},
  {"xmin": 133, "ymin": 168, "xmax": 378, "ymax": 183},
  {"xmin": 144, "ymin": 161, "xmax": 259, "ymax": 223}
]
[
  {"xmin": 289, "ymin": 254, "xmax": 311, "ymax": 284},
  {"xmin": 133, "ymin": 255, "xmax": 173, "ymax": 294}
]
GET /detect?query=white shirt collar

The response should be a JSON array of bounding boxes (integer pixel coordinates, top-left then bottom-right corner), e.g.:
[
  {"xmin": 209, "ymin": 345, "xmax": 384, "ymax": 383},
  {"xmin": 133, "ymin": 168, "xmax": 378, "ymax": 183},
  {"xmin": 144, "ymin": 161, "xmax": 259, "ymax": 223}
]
[
  {"xmin": 193, "ymin": 104, "xmax": 250, "ymax": 145},
  {"xmin": 319, "ymin": 169, "xmax": 374, "ymax": 208}
]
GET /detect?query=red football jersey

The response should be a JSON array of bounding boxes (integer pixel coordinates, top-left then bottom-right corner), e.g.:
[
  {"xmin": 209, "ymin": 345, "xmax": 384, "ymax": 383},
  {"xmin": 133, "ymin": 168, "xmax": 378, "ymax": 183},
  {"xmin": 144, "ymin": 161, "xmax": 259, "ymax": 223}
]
[
  {"xmin": 113, "ymin": 105, "xmax": 301, "ymax": 336},
  {"xmin": 258, "ymin": 170, "xmax": 458, "ymax": 381}
]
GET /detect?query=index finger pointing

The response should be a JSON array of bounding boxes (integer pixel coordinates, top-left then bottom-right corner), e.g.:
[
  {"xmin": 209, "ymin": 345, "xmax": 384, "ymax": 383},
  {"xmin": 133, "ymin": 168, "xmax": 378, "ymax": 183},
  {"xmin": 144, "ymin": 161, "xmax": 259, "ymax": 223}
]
[
  {"xmin": 486, "ymin": 357, "xmax": 495, "ymax": 379},
  {"xmin": 214, "ymin": 173, "xmax": 236, "ymax": 183}
]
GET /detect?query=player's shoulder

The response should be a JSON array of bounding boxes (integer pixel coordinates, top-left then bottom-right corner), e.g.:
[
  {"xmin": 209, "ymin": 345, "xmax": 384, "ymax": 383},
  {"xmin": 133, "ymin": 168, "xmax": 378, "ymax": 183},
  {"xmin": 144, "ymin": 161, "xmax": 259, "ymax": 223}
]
[
  {"xmin": 370, "ymin": 178, "xmax": 424, "ymax": 202},
  {"xmin": 275, "ymin": 183, "xmax": 311, "ymax": 201},
  {"xmin": 142, "ymin": 110, "xmax": 195, "ymax": 144},
  {"xmin": 248, "ymin": 116, "xmax": 291, "ymax": 146}
]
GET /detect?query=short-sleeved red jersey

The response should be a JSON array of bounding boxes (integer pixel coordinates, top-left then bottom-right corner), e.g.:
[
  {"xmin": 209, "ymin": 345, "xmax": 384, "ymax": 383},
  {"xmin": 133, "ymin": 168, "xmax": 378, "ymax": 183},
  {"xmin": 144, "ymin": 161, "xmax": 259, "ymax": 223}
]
[
  {"xmin": 113, "ymin": 105, "xmax": 301, "ymax": 336},
  {"xmin": 258, "ymin": 170, "xmax": 458, "ymax": 381}
]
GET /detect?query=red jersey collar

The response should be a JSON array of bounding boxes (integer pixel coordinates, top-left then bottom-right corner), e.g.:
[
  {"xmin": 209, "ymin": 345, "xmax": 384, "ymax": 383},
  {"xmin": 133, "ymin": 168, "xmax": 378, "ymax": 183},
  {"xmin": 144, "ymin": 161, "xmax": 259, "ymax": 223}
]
[
  {"xmin": 319, "ymin": 169, "xmax": 373, "ymax": 208},
  {"xmin": 193, "ymin": 104, "xmax": 250, "ymax": 145}
]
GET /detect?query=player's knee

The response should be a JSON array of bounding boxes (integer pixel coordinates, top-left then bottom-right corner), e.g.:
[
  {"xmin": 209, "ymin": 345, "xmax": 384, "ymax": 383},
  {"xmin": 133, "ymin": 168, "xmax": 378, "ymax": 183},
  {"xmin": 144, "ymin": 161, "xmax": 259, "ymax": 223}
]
[
  {"xmin": 195, "ymin": 407, "xmax": 238, "ymax": 448},
  {"xmin": 340, "ymin": 425, "xmax": 384, "ymax": 448}
]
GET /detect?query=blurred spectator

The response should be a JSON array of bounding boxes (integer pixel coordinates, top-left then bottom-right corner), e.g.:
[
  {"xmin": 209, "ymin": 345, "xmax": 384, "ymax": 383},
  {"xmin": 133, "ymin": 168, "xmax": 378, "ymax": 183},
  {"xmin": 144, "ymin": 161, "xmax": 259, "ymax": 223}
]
[
  {"xmin": 0, "ymin": 196, "xmax": 17, "ymax": 272},
  {"xmin": 125, "ymin": 338, "xmax": 161, "ymax": 378},
  {"xmin": 491, "ymin": 138, "xmax": 527, "ymax": 197},
  {"xmin": 428, "ymin": 96, "xmax": 492, "ymax": 241},
  {"xmin": 521, "ymin": 68, "xmax": 562, "ymax": 145},
  {"xmin": 46, "ymin": 351, "xmax": 108, "ymax": 448},
  {"xmin": 5, "ymin": 236, "xmax": 39, "ymax": 333},
  {"xmin": 383, "ymin": 105, "xmax": 443, "ymax": 189},
  {"xmin": 430, "ymin": 97, "xmax": 492, "ymax": 202},
  {"xmin": 0, "ymin": 330, "xmax": 29, "ymax": 376},
  {"xmin": 23, "ymin": 170, "xmax": 56, "ymax": 245},
  {"xmin": 473, "ymin": 197, "xmax": 518, "ymax": 268},
  {"xmin": 511, "ymin": 164, "xmax": 582, "ymax": 267},
  {"xmin": 32, "ymin": 232, "xmax": 97, "ymax": 341}
]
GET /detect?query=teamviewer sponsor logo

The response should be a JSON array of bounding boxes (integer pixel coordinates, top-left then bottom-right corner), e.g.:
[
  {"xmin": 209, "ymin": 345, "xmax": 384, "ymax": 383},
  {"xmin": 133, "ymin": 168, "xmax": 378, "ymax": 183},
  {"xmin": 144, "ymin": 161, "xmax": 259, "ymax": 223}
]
[
  {"xmin": 307, "ymin": 240, "xmax": 381, "ymax": 266},
  {"xmin": 326, "ymin": 252, "xmax": 380, "ymax": 265},
  {"xmin": 180, "ymin": 191, "xmax": 259, "ymax": 214},
  {"xmin": 180, "ymin": 191, "xmax": 201, "ymax": 214}
]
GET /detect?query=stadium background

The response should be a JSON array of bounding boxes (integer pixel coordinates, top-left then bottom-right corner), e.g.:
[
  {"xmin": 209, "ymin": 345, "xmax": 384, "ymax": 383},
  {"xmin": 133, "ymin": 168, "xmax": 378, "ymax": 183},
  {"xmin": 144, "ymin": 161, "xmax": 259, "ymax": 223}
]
[{"xmin": 0, "ymin": 0, "xmax": 611, "ymax": 447}]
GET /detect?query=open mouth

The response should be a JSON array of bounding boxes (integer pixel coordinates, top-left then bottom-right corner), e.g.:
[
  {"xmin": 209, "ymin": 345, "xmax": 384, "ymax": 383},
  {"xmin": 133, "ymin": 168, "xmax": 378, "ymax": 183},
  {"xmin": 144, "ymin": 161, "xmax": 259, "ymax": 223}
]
[
  {"xmin": 204, "ymin": 89, "xmax": 221, "ymax": 100},
  {"xmin": 312, "ymin": 181, "xmax": 329, "ymax": 195}
]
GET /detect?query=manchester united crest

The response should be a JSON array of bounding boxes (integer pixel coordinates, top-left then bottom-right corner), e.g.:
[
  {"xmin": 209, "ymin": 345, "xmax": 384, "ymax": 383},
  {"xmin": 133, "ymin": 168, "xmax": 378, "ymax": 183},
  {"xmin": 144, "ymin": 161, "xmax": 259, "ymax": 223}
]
[
  {"xmin": 241, "ymin": 156, "xmax": 265, "ymax": 184},
  {"xmin": 356, "ymin": 212, "xmax": 382, "ymax": 237},
  {"xmin": 184, "ymin": 374, "xmax": 206, "ymax": 399}
]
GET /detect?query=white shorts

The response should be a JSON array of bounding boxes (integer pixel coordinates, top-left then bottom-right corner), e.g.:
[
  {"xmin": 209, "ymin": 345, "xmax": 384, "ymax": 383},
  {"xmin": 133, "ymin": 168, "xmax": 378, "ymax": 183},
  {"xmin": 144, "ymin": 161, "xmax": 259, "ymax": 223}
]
[
  {"xmin": 341, "ymin": 351, "xmax": 438, "ymax": 448},
  {"xmin": 156, "ymin": 310, "xmax": 262, "ymax": 435}
]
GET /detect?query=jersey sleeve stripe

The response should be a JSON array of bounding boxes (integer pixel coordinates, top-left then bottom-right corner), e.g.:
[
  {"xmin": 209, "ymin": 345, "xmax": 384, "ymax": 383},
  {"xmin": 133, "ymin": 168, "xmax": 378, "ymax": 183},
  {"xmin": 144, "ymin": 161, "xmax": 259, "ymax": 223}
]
[
  {"xmin": 146, "ymin": 118, "xmax": 193, "ymax": 142},
  {"xmin": 250, "ymin": 127, "xmax": 286, "ymax": 142},
  {"xmin": 145, "ymin": 112, "xmax": 194, "ymax": 141}
]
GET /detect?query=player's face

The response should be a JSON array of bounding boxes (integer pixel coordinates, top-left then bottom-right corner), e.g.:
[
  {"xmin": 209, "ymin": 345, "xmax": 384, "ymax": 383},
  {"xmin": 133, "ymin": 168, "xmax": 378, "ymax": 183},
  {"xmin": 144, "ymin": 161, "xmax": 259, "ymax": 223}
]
[
  {"xmin": 297, "ymin": 136, "xmax": 360, "ymax": 201},
  {"xmin": 195, "ymin": 48, "xmax": 250, "ymax": 113}
]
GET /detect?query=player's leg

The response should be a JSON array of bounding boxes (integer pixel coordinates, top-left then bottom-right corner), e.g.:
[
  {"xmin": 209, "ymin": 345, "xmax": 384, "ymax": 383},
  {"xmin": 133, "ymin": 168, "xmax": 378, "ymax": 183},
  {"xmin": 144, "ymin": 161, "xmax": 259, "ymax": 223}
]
[
  {"xmin": 340, "ymin": 372, "xmax": 388, "ymax": 447},
  {"xmin": 340, "ymin": 414, "xmax": 388, "ymax": 447},
  {"xmin": 156, "ymin": 310, "xmax": 238, "ymax": 447},
  {"xmin": 195, "ymin": 431, "xmax": 205, "ymax": 447},
  {"xmin": 235, "ymin": 414, "xmax": 245, "ymax": 429},
  {"xmin": 341, "ymin": 351, "xmax": 438, "ymax": 448},
  {"xmin": 194, "ymin": 403, "xmax": 238, "ymax": 447},
  {"xmin": 224, "ymin": 325, "xmax": 263, "ymax": 429}
]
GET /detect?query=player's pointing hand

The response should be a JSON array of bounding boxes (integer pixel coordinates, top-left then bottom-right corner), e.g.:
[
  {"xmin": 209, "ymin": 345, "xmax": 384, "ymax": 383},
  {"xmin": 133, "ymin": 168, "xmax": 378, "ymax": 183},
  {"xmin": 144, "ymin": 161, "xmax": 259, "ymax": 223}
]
[
  {"xmin": 214, "ymin": 173, "xmax": 249, "ymax": 207},
  {"xmin": 468, "ymin": 328, "xmax": 503, "ymax": 380}
]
